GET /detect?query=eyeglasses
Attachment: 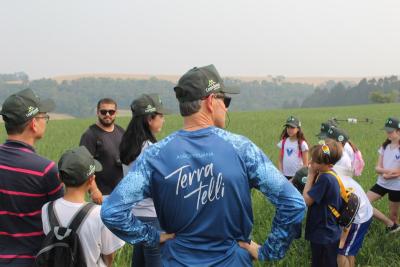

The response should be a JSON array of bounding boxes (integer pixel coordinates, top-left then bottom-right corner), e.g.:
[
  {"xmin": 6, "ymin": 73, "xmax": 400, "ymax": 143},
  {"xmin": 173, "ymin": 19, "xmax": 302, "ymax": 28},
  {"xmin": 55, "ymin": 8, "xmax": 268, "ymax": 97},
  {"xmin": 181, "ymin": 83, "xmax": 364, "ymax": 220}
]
[
  {"xmin": 35, "ymin": 114, "xmax": 50, "ymax": 123},
  {"xmin": 99, "ymin": 109, "xmax": 116, "ymax": 116},
  {"xmin": 214, "ymin": 95, "xmax": 231, "ymax": 108}
]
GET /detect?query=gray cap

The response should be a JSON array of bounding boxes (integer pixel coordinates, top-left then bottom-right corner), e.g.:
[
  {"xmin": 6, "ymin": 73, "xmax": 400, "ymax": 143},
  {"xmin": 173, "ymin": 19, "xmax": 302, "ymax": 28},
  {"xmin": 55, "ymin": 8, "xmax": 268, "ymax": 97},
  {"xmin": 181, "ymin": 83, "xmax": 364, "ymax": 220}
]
[
  {"xmin": 0, "ymin": 88, "xmax": 55, "ymax": 125},
  {"xmin": 130, "ymin": 94, "xmax": 171, "ymax": 117},
  {"xmin": 58, "ymin": 146, "xmax": 102, "ymax": 186},
  {"xmin": 174, "ymin": 64, "xmax": 240, "ymax": 103}
]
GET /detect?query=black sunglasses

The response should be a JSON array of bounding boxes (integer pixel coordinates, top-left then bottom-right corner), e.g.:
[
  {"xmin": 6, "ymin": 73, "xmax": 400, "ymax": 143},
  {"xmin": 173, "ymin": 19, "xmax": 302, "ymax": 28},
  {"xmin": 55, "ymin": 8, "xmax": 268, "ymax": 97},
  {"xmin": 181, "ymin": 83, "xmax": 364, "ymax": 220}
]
[
  {"xmin": 214, "ymin": 95, "xmax": 231, "ymax": 108},
  {"xmin": 99, "ymin": 109, "xmax": 116, "ymax": 116}
]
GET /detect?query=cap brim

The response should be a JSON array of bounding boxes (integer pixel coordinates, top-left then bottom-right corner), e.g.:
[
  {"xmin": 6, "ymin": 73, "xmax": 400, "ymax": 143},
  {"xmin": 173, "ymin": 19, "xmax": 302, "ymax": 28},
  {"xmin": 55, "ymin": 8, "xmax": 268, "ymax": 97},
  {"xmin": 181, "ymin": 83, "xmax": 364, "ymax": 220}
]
[
  {"xmin": 284, "ymin": 123, "xmax": 298, "ymax": 128},
  {"xmin": 94, "ymin": 159, "xmax": 103, "ymax": 172},
  {"xmin": 221, "ymin": 85, "xmax": 240, "ymax": 95},
  {"xmin": 382, "ymin": 126, "xmax": 397, "ymax": 132},
  {"xmin": 157, "ymin": 107, "xmax": 172, "ymax": 115},
  {"xmin": 39, "ymin": 99, "xmax": 56, "ymax": 113},
  {"xmin": 316, "ymin": 132, "xmax": 328, "ymax": 139}
]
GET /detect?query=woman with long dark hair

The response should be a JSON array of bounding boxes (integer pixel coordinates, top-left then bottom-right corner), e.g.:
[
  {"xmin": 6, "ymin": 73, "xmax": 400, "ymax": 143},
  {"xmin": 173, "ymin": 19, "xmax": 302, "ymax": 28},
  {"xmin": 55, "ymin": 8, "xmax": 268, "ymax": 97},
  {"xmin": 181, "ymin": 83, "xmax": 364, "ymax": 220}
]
[{"xmin": 119, "ymin": 93, "xmax": 169, "ymax": 267}]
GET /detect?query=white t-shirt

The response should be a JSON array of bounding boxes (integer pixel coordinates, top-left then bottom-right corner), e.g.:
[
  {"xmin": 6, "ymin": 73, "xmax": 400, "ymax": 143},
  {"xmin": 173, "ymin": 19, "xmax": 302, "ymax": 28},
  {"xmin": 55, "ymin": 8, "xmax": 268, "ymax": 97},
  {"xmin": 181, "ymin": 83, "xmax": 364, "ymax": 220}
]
[
  {"xmin": 377, "ymin": 145, "xmax": 400, "ymax": 190},
  {"xmin": 42, "ymin": 198, "xmax": 125, "ymax": 267},
  {"xmin": 334, "ymin": 154, "xmax": 373, "ymax": 224},
  {"xmin": 122, "ymin": 141, "xmax": 157, "ymax": 217},
  {"xmin": 277, "ymin": 138, "xmax": 308, "ymax": 177}
]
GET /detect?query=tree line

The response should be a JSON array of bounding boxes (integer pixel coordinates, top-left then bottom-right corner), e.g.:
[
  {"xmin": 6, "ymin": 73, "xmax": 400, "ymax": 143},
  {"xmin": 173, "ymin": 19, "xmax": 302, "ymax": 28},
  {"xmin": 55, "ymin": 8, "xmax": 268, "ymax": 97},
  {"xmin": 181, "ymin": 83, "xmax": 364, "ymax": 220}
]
[{"xmin": 0, "ymin": 73, "xmax": 398, "ymax": 117}]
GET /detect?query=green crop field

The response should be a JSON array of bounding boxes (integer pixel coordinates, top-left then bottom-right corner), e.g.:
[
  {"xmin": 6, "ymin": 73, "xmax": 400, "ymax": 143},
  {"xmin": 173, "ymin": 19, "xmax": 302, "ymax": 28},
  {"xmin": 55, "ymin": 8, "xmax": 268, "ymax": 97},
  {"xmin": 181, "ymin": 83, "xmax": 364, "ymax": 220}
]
[{"xmin": 2, "ymin": 103, "xmax": 399, "ymax": 266}]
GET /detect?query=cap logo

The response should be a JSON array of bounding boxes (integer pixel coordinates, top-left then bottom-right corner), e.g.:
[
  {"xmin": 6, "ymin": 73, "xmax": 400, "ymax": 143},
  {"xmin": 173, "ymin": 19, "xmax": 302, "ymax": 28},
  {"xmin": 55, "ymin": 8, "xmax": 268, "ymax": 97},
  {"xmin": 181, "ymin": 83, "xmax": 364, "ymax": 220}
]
[
  {"xmin": 388, "ymin": 119, "xmax": 393, "ymax": 125},
  {"xmin": 338, "ymin": 135, "xmax": 344, "ymax": 142},
  {"xmin": 301, "ymin": 176, "xmax": 307, "ymax": 183},
  {"xmin": 26, "ymin": 106, "xmax": 39, "ymax": 117},
  {"xmin": 145, "ymin": 104, "xmax": 156, "ymax": 113},
  {"xmin": 205, "ymin": 79, "xmax": 221, "ymax": 93},
  {"xmin": 86, "ymin": 164, "xmax": 96, "ymax": 177}
]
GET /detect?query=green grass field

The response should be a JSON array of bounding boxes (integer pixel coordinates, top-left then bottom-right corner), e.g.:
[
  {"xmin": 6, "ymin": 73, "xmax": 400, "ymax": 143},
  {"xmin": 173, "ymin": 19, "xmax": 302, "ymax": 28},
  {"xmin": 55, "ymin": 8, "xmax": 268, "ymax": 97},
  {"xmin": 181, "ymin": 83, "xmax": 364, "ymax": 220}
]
[{"xmin": 3, "ymin": 103, "xmax": 399, "ymax": 266}]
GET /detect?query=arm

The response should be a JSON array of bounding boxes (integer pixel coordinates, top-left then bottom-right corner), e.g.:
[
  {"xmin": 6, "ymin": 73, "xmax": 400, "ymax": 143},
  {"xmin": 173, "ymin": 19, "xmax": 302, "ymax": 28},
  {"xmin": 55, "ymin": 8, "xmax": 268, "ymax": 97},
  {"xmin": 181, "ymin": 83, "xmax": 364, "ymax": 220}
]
[
  {"xmin": 89, "ymin": 179, "xmax": 103, "ymax": 204},
  {"xmin": 375, "ymin": 154, "xmax": 387, "ymax": 175},
  {"xmin": 242, "ymin": 141, "xmax": 306, "ymax": 261},
  {"xmin": 302, "ymin": 152, "xmax": 308, "ymax": 168},
  {"xmin": 302, "ymin": 165, "xmax": 317, "ymax": 206},
  {"xmin": 79, "ymin": 129, "xmax": 97, "ymax": 156},
  {"xmin": 102, "ymin": 253, "xmax": 115, "ymax": 267},
  {"xmin": 277, "ymin": 141, "xmax": 283, "ymax": 172},
  {"xmin": 44, "ymin": 162, "xmax": 64, "ymax": 201},
  {"xmin": 100, "ymin": 152, "xmax": 160, "ymax": 247}
]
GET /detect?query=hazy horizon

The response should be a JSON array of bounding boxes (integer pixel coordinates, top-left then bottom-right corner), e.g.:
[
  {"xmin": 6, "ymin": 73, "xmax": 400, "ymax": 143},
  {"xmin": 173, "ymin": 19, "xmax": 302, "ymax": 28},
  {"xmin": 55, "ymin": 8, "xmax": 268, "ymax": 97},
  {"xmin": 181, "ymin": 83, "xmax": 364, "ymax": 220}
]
[{"xmin": 1, "ymin": 0, "xmax": 400, "ymax": 79}]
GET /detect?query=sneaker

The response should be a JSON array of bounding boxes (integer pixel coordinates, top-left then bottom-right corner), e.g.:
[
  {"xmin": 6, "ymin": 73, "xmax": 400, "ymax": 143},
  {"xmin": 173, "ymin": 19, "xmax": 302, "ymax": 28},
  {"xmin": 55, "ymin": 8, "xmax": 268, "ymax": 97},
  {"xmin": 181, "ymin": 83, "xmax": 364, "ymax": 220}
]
[{"xmin": 386, "ymin": 223, "xmax": 400, "ymax": 234}]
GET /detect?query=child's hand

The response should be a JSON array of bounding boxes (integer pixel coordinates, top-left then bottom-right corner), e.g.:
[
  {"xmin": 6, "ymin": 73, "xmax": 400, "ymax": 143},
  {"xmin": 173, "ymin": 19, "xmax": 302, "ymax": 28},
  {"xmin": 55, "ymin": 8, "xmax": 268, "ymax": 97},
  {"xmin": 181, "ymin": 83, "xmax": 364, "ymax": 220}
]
[
  {"xmin": 238, "ymin": 240, "xmax": 260, "ymax": 260},
  {"xmin": 383, "ymin": 170, "xmax": 400, "ymax": 179},
  {"xmin": 159, "ymin": 233, "xmax": 175, "ymax": 244}
]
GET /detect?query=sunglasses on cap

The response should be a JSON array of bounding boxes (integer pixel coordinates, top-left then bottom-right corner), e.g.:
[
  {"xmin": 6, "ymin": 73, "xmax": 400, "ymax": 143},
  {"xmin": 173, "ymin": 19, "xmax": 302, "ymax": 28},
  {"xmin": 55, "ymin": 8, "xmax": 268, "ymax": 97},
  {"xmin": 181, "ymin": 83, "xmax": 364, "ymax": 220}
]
[{"xmin": 99, "ymin": 109, "xmax": 116, "ymax": 116}]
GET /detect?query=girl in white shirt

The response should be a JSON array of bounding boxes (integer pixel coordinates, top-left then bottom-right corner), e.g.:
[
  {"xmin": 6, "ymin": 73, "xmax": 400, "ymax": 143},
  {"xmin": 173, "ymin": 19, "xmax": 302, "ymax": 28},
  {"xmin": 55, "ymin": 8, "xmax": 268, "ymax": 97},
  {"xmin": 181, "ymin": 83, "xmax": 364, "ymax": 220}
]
[
  {"xmin": 366, "ymin": 117, "xmax": 400, "ymax": 233},
  {"xmin": 277, "ymin": 115, "xmax": 309, "ymax": 179}
]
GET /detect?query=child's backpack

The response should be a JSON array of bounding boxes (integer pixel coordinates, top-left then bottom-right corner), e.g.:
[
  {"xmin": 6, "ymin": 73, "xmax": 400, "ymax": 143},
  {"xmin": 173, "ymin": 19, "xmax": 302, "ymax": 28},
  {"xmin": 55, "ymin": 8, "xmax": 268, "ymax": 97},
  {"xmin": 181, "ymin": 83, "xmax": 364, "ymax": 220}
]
[
  {"xmin": 325, "ymin": 171, "xmax": 360, "ymax": 228},
  {"xmin": 352, "ymin": 150, "xmax": 365, "ymax": 177},
  {"xmin": 35, "ymin": 201, "xmax": 95, "ymax": 267}
]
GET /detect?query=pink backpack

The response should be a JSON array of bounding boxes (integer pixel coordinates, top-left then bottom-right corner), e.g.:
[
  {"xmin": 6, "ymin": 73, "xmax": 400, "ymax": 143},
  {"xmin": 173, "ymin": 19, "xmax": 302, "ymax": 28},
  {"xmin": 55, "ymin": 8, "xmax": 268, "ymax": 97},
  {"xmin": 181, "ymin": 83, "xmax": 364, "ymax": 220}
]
[{"xmin": 352, "ymin": 150, "xmax": 365, "ymax": 176}]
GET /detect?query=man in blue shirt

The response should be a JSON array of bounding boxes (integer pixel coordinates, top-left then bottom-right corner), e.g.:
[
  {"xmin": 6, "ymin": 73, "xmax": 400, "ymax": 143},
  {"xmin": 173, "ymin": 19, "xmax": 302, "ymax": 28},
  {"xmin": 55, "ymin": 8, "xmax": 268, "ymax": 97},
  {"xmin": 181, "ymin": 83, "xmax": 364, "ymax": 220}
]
[{"xmin": 101, "ymin": 64, "xmax": 306, "ymax": 266}]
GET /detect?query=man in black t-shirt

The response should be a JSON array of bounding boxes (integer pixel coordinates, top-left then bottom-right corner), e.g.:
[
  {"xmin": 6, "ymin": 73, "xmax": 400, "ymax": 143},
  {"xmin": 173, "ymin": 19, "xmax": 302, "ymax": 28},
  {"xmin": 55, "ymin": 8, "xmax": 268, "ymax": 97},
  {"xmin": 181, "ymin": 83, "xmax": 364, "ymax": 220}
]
[{"xmin": 80, "ymin": 98, "xmax": 125, "ymax": 204}]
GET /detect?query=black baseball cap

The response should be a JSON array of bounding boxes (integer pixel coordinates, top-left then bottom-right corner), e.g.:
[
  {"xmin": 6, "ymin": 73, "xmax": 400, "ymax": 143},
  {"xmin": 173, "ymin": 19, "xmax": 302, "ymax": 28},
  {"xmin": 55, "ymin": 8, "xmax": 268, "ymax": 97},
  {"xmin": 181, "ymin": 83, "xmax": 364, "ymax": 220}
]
[
  {"xmin": 382, "ymin": 117, "xmax": 400, "ymax": 132},
  {"xmin": 130, "ymin": 94, "xmax": 171, "ymax": 117},
  {"xmin": 58, "ymin": 146, "xmax": 102, "ymax": 186},
  {"xmin": 0, "ymin": 88, "xmax": 55, "ymax": 125},
  {"xmin": 292, "ymin": 167, "xmax": 308, "ymax": 193},
  {"xmin": 174, "ymin": 64, "xmax": 240, "ymax": 103},
  {"xmin": 326, "ymin": 127, "xmax": 349, "ymax": 143},
  {"xmin": 316, "ymin": 120, "xmax": 338, "ymax": 139},
  {"xmin": 284, "ymin": 116, "xmax": 301, "ymax": 128}
]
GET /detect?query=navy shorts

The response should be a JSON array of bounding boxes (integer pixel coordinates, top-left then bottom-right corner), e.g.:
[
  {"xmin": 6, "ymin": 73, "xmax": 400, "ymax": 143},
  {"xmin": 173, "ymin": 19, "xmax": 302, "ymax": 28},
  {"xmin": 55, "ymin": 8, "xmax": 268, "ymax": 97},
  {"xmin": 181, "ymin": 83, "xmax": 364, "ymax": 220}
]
[
  {"xmin": 370, "ymin": 184, "xmax": 400, "ymax": 202},
  {"xmin": 338, "ymin": 218, "xmax": 372, "ymax": 256}
]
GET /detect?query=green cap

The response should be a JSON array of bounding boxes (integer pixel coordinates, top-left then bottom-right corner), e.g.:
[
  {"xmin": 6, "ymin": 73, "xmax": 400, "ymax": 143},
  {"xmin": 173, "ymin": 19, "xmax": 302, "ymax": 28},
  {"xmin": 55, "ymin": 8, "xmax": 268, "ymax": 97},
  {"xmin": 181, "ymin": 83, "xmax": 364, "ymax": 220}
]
[
  {"xmin": 326, "ymin": 127, "xmax": 349, "ymax": 143},
  {"xmin": 0, "ymin": 88, "xmax": 55, "ymax": 125},
  {"xmin": 284, "ymin": 116, "xmax": 301, "ymax": 128},
  {"xmin": 58, "ymin": 146, "xmax": 102, "ymax": 186},
  {"xmin": 316, "ymin": 120, "xmax": 338, "ymax": 139},
  {"xmin": 174, "ymin": 64, "xmax": 240, "ymax": 103},
  {"xmin": 130, "ymin": 94, "xmax": 171, "ymax": 117},
  {"xmin": 382, "ymin": 117, "xmax": 400, "ymax": 132}
]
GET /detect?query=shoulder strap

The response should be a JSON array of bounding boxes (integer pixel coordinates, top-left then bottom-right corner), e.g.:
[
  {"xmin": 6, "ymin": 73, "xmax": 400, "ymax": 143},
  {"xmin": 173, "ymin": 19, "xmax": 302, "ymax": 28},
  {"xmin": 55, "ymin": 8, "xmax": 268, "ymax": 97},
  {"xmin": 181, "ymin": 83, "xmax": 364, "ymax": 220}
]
[
  {"xmin": 68, "ymin": 203, "xmax": 96, "ymax": 232},
  {"xmin": 280, "ymin": 138, "xmax": 286, "ymax": 159},
  {"xmin": 325, "ymin": 170, "xmax": 348, "ymax": 201},
  {"xmin": 322, "ymin": 171, "xmax": 349, "ymax": 219},
  {"xmin": 47, "ymin": 201, "xmax": 60, "ymax": 228},
  {"xmin": 298, "ymin": 140, "xmax": 303, "ymax": 158}
]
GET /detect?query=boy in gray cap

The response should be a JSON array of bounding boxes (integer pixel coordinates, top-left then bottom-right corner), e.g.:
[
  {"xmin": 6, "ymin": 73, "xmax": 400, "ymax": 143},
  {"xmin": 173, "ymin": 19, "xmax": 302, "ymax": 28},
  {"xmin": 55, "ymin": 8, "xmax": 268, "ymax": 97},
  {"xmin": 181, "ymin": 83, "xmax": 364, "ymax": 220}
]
[{"xmin": 41, "ymin": 146, "xmax": 124, "ymax": 267}]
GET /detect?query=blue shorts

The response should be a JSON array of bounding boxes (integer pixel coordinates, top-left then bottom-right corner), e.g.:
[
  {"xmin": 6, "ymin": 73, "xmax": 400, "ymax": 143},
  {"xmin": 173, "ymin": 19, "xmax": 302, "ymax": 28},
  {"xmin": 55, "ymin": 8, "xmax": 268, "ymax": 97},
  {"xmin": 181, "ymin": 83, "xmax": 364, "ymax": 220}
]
[{"xmin": 338, "ymin": 218, "xmax": 372, "ymax": 256}]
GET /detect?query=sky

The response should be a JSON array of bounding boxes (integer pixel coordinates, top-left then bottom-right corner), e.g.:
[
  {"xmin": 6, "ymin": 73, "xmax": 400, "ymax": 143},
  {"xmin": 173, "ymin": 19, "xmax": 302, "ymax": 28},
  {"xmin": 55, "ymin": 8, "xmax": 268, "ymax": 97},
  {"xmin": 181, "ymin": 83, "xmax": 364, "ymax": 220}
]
[{"xmin": 1, "ymin": 0, "xmax": 399, "ymax": 79}]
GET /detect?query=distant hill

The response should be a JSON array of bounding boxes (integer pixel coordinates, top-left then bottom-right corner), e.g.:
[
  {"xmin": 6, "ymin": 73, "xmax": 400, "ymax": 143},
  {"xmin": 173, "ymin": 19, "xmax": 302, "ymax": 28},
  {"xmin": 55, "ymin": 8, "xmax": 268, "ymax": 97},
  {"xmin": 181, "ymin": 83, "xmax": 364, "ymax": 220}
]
[{"xmin": 52, "ymin": 72, "xmax": 373, "ymax": 86}]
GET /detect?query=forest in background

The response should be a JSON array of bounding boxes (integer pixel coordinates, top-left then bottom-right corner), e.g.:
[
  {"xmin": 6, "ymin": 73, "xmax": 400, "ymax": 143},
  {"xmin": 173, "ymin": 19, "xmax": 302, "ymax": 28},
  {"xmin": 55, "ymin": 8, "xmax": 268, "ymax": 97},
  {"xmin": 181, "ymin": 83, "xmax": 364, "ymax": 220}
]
[{"xmin": 0, "ymin": 72, "xmax": 399, "ymax": 117}]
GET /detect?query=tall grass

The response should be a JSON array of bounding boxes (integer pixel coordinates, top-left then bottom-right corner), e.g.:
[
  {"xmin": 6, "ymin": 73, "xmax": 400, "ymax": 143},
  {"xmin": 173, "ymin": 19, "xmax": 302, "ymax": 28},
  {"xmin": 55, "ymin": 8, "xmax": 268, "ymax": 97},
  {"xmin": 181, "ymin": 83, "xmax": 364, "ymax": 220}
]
[{"xmin": 2, "ymin": 103, "xmax": 399, "ymax": 266}]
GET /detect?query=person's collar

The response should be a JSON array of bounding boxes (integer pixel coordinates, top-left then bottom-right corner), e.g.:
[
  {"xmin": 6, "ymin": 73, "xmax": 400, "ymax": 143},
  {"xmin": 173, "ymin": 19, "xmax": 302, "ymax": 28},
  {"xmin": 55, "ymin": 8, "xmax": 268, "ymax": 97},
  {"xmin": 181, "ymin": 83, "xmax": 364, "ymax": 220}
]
[{"xmin": 4, "ymin": 139, "xmax": 36, "ymax": 152}]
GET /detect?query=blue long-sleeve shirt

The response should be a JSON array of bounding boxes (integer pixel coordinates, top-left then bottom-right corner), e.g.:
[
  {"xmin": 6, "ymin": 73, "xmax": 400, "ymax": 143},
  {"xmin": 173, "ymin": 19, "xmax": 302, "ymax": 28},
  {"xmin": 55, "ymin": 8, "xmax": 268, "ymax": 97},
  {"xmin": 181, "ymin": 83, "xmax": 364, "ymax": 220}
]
[{"xmin": 101, "ymin": 127, "xmax": 305, "ymax": 266}]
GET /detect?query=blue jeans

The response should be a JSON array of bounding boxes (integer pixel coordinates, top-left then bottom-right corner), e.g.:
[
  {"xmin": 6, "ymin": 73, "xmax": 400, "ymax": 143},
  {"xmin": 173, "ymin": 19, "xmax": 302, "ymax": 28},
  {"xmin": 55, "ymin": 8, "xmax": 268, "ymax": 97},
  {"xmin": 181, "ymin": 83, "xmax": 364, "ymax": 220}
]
[{"xmin": 132, "ymin": 216, "xmax": 161, "ymax": 267}]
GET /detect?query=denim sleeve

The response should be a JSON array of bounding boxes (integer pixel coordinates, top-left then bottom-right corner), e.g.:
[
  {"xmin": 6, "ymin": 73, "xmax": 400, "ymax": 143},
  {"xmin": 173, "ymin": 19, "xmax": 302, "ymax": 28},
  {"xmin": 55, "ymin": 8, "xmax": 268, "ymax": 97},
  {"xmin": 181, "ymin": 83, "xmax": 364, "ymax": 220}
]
[
  {"xmin": 244, "ymin": 141, "xmax": 306, "ymax": 261},
  {"xmin": 100, "ymin": 152, "xmax": 159, "ymax": 247}
]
